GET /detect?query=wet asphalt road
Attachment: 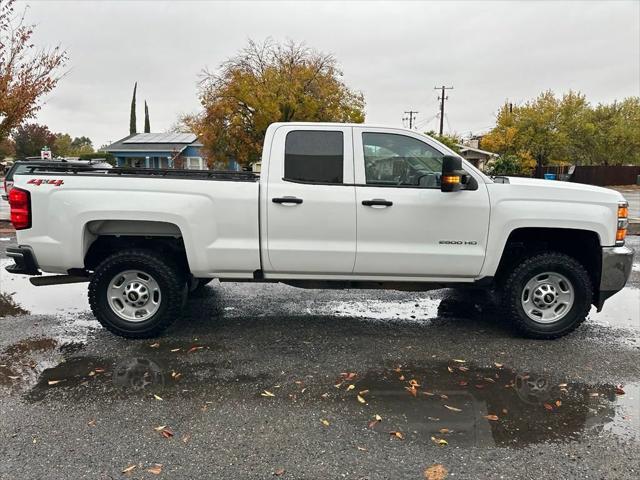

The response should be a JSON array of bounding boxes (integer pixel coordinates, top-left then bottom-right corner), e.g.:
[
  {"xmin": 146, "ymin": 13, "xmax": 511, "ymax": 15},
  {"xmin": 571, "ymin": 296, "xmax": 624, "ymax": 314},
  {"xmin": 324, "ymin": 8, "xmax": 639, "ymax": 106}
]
[{"xmin": 0, "ymin": 234, "xmax": 639, "ymax": 480}]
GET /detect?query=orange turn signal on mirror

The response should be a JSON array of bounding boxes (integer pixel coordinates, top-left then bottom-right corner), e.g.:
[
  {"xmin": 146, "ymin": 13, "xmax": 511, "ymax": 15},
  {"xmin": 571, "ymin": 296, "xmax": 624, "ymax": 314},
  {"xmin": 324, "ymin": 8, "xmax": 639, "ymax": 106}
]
[{"xmin": 442, "ymin": 175, "xmax": 461, "ymax": 184}]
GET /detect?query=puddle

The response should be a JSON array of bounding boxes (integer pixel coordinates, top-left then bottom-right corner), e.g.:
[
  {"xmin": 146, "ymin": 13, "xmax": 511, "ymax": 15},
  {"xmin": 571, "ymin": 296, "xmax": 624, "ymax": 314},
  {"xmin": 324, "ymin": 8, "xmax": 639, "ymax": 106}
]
[
  {"xmin": 348, "ymin": 363, "xmax": 639, "ymax": 448},
  {"xmin": 0, "ymin": 259, "xmax": 88, "ymax": 315},
  {"xmin": 589, "ymin": 288, "xmax": 640, "ymax": 330},
  {"xmin": 0, "ymin": 337, "xmax": 62, "ymax": 389},
  {"xmin": 10, "ymin": 351, "xmax": 638, "ymax": 448}
]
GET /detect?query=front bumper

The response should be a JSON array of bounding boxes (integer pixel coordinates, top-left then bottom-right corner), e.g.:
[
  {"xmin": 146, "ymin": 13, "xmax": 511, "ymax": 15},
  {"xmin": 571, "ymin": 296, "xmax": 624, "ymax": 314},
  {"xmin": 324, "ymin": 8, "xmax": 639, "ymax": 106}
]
[
  {"xmin": 595, "ymin": 245, "xmax": 634, "ymax": 310},
  {"xmin": 5, "ymin": 246, "xmax": 41, "ymax": 276}
]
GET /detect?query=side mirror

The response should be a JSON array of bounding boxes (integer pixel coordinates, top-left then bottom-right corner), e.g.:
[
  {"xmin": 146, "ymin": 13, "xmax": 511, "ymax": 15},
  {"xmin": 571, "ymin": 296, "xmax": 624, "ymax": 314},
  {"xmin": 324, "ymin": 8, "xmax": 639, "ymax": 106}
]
[{"xmin": 441, "ymin": 155, "xmax": 464, "ymax": 192}]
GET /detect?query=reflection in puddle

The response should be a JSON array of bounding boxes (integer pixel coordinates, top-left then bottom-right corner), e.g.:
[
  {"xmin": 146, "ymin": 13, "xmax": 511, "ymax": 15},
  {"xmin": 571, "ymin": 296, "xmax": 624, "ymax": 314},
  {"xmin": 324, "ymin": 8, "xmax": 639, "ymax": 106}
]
[
  {"xmin": 351, "ymin": 363, "xmax": 639, "ymax": 447},
  {"xmin": 13, "ymin": 352, "xmax": 639, "ymax": 448},
  {"xmin": 0, "ymin": 337, "xmax": 61, "ymax": 388}
]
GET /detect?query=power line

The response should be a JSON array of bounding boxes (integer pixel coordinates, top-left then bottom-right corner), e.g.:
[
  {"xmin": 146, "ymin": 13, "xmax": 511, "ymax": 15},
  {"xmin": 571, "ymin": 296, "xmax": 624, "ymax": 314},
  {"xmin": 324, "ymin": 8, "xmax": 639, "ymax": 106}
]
[
  {"xmin": 434, "ymin": 85, "xmax": 454, "ymax": 135},
  {"xmin": 403, "ymin": 110, "xmax": 419, "ymax": 129}
]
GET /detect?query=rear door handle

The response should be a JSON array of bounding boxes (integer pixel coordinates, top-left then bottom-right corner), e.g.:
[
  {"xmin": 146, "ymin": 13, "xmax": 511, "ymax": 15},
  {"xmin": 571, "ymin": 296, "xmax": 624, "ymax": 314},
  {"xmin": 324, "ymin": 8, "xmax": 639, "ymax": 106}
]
[
  {"xmin": 272, "ymin": 196, "xmax": 303, "ymax": 205},
  {"xmin": 362, "ymin": 199, "xmax": 393, "ymax": 207}
]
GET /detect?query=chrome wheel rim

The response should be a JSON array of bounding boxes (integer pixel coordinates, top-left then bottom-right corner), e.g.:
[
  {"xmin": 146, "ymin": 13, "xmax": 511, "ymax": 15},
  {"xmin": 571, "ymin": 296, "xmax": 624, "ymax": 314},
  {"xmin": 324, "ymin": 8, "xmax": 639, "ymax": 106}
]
[
  {"xmin": 521, "ymin": 272, "xmax": 574, "ymax": 324},
  {"xmin": 107, "ymin": 270, "xmax": 161, "ymax": 322}
]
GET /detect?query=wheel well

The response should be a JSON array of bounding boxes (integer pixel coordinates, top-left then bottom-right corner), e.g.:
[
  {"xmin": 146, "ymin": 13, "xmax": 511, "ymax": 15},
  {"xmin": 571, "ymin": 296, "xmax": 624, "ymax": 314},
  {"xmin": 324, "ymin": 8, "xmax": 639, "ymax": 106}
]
[
  {"xmin": 84, "ymin": 235, "xmax": 189, "ymax": 274},
  {"xmin": 495, "ymin": 228, "xmax": 601, "ymax": 289}
]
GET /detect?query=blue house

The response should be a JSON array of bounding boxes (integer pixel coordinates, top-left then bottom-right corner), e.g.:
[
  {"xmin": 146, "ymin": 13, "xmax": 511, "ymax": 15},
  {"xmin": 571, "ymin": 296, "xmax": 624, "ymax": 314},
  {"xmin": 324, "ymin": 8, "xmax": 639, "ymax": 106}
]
[{"xmin": 104, "ymin": 132, "xmax": 206, "ymax": 169}]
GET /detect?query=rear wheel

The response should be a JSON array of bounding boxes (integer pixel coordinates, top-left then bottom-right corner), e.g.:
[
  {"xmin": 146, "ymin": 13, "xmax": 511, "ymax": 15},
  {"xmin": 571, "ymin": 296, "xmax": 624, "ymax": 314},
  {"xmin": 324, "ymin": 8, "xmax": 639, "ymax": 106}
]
[
  {"xmin": 88, "ymin": 249, "xmax": 186, "ymax": 338},
  {"xmin": 501, "ymin": 252, "xmax": 592, "ymax": 339}
]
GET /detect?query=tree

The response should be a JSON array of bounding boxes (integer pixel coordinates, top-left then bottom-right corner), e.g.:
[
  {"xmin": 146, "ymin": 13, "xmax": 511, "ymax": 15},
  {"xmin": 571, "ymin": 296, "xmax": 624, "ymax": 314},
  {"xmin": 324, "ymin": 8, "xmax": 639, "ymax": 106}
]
[
  {"xmin": 13, "ymin": 123, "xmax": 56, "ymax": 158},
  {"xmin": 425, "ymin": 131, "xmax": 461, "ymax": 153},
  {"xmin": 0, "ymin": 0, "xmax": 67, "ymax": 141},
  {"xmin": 0, "ymin": 136, "xmax": 14, "ymax": 159},
  {"xmin": 182, "ymin": 39, "xmax": 365, "ymax": 166},
  {"xmin": 144, "ymin": 100, "xmax": 150, "ymax": 133},
  {"xmin": 481, "ymin": 91, "xmax": 640, "ymax": 171},
  {"xmin": 129, "ymin": 82, "xmax": 137, "ymax": 135},
  {"xmin": 54, "ymin": 133, "xmax": 93, "ymax": 157}
]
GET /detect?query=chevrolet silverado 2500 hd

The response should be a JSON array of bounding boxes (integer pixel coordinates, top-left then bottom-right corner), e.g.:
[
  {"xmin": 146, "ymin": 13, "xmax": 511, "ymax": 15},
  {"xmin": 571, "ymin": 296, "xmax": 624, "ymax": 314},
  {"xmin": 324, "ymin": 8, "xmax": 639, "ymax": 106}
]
[{"xmin": 5, "ymin": 123, "xmax": 634, "ymax": 339}]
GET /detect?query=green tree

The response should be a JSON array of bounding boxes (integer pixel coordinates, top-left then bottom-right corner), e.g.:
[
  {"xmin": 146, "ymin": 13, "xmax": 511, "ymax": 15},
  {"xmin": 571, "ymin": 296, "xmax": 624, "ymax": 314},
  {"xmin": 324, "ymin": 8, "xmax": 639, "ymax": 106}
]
[
  {"xmin": 53, "ymin": 132, "xmax": 73, "ymax": 156},
  {"xmin": 481, "ymin": 91, "xmax": 640, "ymax": 170},
  {"xmin": 182, "ymin": 39, "xmax": 365, "ymax": 166},
  {"xmin": 425, "ymin": 131, "xmax": 461, "ymax": 153},
  {"xmin": 144, "ymin": 101, "xmax": 150, "ymax": 133},
  {"xmin": 0, "ymin": 136, "xmax": 15, "ymax": 159},
  {"xmin": 129, "ymin": 82, "xmax": 137, "ymax": 135},
  {"xmin": 13, "ymin": 123, "xmax": 56, "ymax": 158},
  {"xmin": 71, "ymin": 135, "xmax": 93, "ymax": 155}
]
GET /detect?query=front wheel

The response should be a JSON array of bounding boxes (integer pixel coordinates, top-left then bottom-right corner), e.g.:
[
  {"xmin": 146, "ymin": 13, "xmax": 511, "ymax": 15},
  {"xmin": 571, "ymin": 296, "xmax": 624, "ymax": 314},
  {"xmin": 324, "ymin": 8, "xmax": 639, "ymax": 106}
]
[
  {"xmin": 88, "ymin": 249, "xmax": 186, "ymax": 338},
  {"xmin": 501, "ymin": 252, "xmax": 593, "ymax": 339}
]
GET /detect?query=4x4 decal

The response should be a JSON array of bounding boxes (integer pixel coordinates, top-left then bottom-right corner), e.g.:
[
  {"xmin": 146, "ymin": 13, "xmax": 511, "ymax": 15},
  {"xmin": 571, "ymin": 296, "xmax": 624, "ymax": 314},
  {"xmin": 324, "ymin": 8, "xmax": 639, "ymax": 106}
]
[{"xmin": 27, "ymin": 179, "xmax": 64, "ymax": 187}]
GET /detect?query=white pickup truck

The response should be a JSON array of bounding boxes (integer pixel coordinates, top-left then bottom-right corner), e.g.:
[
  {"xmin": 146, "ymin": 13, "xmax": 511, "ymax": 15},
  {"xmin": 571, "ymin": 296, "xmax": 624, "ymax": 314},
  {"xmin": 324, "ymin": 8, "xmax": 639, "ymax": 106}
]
[{"xmin": 5, "ymin": 123, "xmax": 634, "ymax": 339}]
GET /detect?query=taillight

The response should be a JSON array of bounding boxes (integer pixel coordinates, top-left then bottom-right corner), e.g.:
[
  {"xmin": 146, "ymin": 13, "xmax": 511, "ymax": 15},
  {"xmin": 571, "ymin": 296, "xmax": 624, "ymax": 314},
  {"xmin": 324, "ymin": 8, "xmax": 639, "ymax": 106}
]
[{"xmin": 8, "ymin": 187, "xmax": 31, "ymax": 230}]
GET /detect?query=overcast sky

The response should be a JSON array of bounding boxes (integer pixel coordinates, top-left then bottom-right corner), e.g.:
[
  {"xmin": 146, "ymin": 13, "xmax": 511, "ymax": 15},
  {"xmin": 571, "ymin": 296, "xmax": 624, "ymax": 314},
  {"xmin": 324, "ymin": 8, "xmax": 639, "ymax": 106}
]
[{"xmin": 17, "ymin": 0, "xmax": 640, "ymax": 147}]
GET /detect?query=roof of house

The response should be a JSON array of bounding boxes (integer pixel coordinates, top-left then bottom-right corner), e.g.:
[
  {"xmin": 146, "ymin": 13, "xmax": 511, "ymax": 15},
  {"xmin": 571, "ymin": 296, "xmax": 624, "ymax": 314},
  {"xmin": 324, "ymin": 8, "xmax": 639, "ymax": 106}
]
[
  {"xmin": 104, "ymin": 133, "xmax": 203, "ymax": 153},
  {"xmin": 456, "ymin": 144, "xmax": 498, "ymax": 157}
]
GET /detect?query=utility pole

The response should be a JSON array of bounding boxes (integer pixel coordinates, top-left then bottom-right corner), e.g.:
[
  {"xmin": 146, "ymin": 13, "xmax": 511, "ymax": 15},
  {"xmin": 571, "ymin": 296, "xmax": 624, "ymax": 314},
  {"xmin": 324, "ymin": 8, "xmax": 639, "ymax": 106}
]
[
  {"xmin": 403, "ymin": 110, "xmax": 418, "ymax": 129},
  {"xmin": 434, "ymin": 85, "xmax": 453, "ymax": 135}
]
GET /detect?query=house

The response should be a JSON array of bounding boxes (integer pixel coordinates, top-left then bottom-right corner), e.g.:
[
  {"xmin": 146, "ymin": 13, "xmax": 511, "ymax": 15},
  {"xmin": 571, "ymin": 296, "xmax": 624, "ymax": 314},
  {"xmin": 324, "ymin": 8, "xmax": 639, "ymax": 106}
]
[
  {"xmin": 104, "ymin": 132, "xmax": 206, "ymax": 169},
  {"xmin": 456, "ymin": 139, "xmax": 498, "ymax": 171}
]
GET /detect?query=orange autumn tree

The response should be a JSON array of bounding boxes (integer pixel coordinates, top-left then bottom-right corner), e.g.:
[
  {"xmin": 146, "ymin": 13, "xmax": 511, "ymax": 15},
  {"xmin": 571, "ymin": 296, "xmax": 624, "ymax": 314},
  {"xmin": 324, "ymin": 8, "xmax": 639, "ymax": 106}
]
[
  {"xmin": 0, "ymin": 0, "xmax": 67, "ymax": 142},
  {"xmin": 182, "ymin": 39, "xmax": 365, "ymax": 167}
]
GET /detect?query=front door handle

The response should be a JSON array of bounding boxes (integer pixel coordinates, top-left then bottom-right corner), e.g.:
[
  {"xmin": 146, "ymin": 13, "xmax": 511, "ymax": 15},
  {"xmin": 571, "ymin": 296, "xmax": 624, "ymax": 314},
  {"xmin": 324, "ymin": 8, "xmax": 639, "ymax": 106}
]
[
  {"xmin": 362, "ymin": 199, "xmax": 393, "ymax": 207},
  {"xmin": 272, "ymin": 196, "xmax": 303, "ymax": 205}
]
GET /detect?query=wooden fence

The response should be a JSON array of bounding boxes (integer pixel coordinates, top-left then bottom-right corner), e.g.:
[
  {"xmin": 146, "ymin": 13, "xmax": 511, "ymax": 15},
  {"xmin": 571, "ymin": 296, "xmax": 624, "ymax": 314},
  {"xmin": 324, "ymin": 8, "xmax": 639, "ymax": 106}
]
[{"xmin": 534, "ymin": 166, "xmax": 640, "ymax": 186}]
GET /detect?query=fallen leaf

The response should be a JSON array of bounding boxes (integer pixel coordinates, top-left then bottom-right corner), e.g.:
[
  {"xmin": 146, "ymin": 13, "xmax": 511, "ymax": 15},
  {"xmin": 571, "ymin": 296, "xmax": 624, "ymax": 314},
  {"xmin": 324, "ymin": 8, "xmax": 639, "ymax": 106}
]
[
  {"xmin": 423, "ymin": 390, "xmax": 435, "ymax": 396},
  {"xmin": 375, "ymin": 414, "xmax": 382, "ymax": 422},
  {"xmin": 399, "ymin": 374, "xmax": 405, "ymax": 381},
  {"xmin": 494, "ymin": 363, "xmax": 503, "ymax": 368},
  {"xmin": 452, "ymin": 359, "xmax": 466, "ymax": 363},
  {"xmin": 122, "ymin": 464, "xmax": 137, "ymax": 474},
  {"xmin": 153, "ymin": 394, "xmax": 163, "ymax": 401},
  {"xmin": 340, "ymin": 372, "xmax": 357, "ymax": 381},
  {"xmin": 149, "ymin": 342, "xmax": 160, "ymax": 348},
  {"xmin": 447, "ymin": 366, "xmax": 454, "ymax": 373},
  {"xmin": 502, "ymin": 408, "xmax": 508, "ymax": 414},
  {"xmin": 357, "ymin": 446, "xmax": 367, "ymax": 451},
  {"xmin": 483, "ymin": 377, "xmax": 495, "ymax": 383},
  {"xmin": 424, "ymin": 463, "xmax": 448, "ymax": 480},
  {"xmin": 439, "ymin": 428, "xmax": 451, "ymax": 434},
  {"xmin": 160, "ymin": 427, "xmax": 174, "ymax": 438},
  {"xmin": 182, "ymin": 434, "xmax": 191, "ymax": 444},
  {"xmin": 390, "ymin": 431, "xmax": 404, "ymax": 440},
  {"xmin": 7, "ymin": 376, "xmax": 19, "ymax": 380},
  {"xmin": 261, "ymin": 390, "xmax": 276, "ymax": 397},
  {"xmin": 357, "ymin": 394, "xmax": 367, "ymax": 404},
  {"xmin": 346, "ymin": 384, "xmax": 355, "ymax": 391},
  {"xmin": 458, "ymin": 366, "xmax": 469, "ymax": 372},
  {"xmin": 458, "ymin": 380, "xmax": 468, "ymax": 386},
  {"xmin": 170, "ymin": 348, "xmax": 181, "ymax": 352},
  {"xmin": 87, "ymin": 419, "xmax": 96, "ymax": 427},
  {"xmin": 558, "ymin": 383, "xmax": 568, "ymax": 388},
  {"xmin": 274, "ymin": 468, "xmax": 286, "ymax": 476},
  {"xmin": 427, "ymin": 416, "xmax": 440, "ymax": 421},
  {"xmin": 321, "ymin": 419, "xmax": 330, "ymax": 426},
  {"xmin": 439, "ymin": 394, "xmax": 448, "ymax": 400},
  {"xmin": 590, "ymin": 392, "xmax": 599, "ymax": 397},
  {"xmin": 187, "ymin": 345, "xmax": 204, "ymax": 353},
  {"xmin": 555, "ymin": 400, "xmax": 562, "ymax": 407},
  {"xmin": 368, "ymin": 420, "xmax": 379, "ymax": 429},
  {"xmin": 154, "ymin": 425, "xmax": 166, "ymax": 431},
  {"xmin": 443, "ymin": 405, "xmax": 462, "ymax": 412},
  {"xmin": 358, "ymin": 389, "xmax": 370, "ymax": 395},
  {"xmin": 94, "ymin": 367, "xmax": 106, "ymax": 373},
  {"xmin": 474, "ymin": 384, "xmax": 485, "ymax": 389},
  {"xmin": 431, "ymin": 436, "xmax": 448, "ymax": 446},
  {"xmin": 409, "ymin": 379, "xmax": 420, "ymax": 387},
  {"xmin": 615, "ymin": 386, "xmax": 625, "ymax": 395},
  {"xmin": 47, "ymin": 380, "xmax": 63, "ymax": 385},
  {"xmin": 171, "ymin": 371, "xmax": 182, "ymax": 380},
  {"xmin": 543, "ymin": 403, "xmax": 554, "ymax": 411},
  {"xmin": 405, "ymin": 386, "xmax": 418, "ymax": 397},
  {"xmin": 484, "ymin": 414, "xmax": 499, "ymax": 421},
  {"xmin": 147, "ymin": 464, "xmax": 163, "ymax": 475}
]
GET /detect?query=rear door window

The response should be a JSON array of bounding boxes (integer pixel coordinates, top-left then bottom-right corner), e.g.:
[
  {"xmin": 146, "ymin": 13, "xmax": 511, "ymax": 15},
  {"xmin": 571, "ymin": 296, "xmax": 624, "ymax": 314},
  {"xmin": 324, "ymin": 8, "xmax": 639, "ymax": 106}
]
[{"xmin": 284, "ymin": 131, "xmax": 344, "ymax": 184}]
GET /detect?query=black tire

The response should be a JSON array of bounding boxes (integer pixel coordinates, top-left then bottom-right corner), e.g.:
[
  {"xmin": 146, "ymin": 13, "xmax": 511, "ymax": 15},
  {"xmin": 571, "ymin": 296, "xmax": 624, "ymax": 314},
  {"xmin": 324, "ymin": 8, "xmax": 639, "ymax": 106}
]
[
  {"xmin": 88, "ymin": 249, "xmax": 186, "ymax": 338},
  {"xmin": 501, "ymin": 252, "xmax": 592, "ymax": 339}
]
